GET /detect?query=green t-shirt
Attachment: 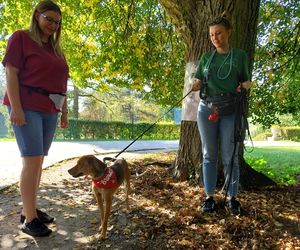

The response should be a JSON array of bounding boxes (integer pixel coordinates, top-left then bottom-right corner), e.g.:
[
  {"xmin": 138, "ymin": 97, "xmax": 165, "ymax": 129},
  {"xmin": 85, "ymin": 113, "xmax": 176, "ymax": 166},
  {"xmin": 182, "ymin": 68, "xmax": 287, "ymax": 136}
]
[{"xmin": 195, "ymin": 48, "xmax": 250, "ymax": 96}]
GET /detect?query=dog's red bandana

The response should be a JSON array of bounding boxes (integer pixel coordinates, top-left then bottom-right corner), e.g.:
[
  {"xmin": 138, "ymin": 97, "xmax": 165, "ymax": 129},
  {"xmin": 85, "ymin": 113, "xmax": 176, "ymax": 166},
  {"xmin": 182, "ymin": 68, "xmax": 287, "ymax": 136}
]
[{"xmin": 92, "ymin": 168, "xmax": 117, "ymax": 189}]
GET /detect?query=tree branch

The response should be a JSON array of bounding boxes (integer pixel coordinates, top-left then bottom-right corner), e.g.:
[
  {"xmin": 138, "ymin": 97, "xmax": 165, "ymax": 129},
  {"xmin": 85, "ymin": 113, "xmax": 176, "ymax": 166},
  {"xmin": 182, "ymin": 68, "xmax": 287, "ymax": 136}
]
[
  {"xmin": 123, "ymin": 0, "xmax": 135, "ymax": 39},
  {"xmin": 79, "ymin": 94, "xmax": 114, "ymax": 113}
]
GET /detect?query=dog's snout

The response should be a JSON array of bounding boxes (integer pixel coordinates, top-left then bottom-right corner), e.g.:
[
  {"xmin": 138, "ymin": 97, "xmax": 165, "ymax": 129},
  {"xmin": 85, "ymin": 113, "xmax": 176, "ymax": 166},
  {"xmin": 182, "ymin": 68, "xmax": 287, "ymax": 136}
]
[
  {"xmin": 72, "ymin": 172, "xmax": 83, "ymax": 178},
  {"xmin": 68, "ymin": 166, "xmax": 75, "ymax": 175},
  {"xmin": 68, "ymin": 165, "xmax": 83, "ymax": 178}
]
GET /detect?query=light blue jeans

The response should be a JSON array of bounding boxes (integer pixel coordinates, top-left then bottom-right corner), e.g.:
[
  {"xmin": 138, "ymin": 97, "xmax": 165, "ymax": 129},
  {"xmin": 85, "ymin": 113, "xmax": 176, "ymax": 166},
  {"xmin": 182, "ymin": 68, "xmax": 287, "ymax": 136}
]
[
  {"xmin": 8, "ymin": 108, "xmax": 58, "ymax": 157},
  {"xmin": 197, "ymin": 100, "xmax": 239, "ymax": 198}
]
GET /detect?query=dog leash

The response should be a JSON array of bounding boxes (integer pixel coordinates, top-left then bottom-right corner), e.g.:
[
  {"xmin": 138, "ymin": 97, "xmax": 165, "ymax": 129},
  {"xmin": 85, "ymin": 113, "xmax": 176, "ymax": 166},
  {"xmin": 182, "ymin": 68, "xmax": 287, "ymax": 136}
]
[
  {"xmin": 113, "ymin": 89, "xmax": 193, "ymax": 159},
  {"xmin": 222, "ymin": 87, "xmax": 252, "ymax": 205}
]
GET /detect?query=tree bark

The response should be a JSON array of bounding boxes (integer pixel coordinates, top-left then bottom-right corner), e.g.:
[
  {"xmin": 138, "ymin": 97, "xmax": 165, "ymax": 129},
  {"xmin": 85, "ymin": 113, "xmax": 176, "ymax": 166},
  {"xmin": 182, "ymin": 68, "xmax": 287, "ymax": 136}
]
[
  {"xmin": 159, "ymin": 0, "xmax": 276, "ymax": 188},
  {"xmin": 173, "ymin": 120, "xmax": 202, "ymax": 184}
]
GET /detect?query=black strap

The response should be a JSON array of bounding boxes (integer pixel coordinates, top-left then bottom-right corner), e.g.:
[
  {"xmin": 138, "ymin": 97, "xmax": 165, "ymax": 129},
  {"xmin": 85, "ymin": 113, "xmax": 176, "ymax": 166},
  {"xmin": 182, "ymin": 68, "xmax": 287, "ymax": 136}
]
[
  {"xmin": 223, "ymin": 88, "xmax": 253, "ymax": 204},
  {"xmin": 20, "ymin": 84, "xmax": 66, "ymax": 96}
]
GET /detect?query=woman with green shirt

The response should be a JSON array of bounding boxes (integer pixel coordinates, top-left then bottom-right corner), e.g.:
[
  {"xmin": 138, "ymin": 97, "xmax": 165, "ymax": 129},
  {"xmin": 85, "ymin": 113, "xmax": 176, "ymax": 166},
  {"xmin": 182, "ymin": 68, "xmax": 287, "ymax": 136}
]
[{"xmin": 191, "ymin": 15, "xmax": 251, "ymax": 214}]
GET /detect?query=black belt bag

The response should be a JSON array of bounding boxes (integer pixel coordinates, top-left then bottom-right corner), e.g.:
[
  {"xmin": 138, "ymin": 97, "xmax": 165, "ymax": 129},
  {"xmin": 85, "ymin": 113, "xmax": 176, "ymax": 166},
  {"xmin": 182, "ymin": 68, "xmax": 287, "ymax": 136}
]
[
  {"xmin": 204, "ymin": 94, "xmax": 236, "ymax": 116},
  {"xmin": 21, "ymin": 84, "xmax": 66, "ymax": 111}
]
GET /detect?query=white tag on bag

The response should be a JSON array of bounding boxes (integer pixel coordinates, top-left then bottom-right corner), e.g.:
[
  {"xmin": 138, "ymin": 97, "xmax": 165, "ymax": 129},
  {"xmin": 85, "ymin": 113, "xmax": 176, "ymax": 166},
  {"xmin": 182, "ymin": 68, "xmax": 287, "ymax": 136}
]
[{"xmin": 49, "ymin": 94, "xmax": 66, "ymax": 111}]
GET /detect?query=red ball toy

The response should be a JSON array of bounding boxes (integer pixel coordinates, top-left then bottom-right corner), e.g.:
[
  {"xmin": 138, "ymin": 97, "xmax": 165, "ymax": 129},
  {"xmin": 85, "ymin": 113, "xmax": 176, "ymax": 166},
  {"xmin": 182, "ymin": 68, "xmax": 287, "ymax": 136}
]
[{"xmin": 208, "ymin": 112, "xmax": 219, "ymax": 122}]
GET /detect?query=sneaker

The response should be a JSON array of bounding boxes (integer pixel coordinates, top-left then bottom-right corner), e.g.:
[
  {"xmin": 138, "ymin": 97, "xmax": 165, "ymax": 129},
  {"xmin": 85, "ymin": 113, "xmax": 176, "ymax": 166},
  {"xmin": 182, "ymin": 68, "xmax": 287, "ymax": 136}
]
[
  {"xmin": 202, "ymin": 197, "xmax": 216, "ymax": 213},
  {"xmin": 227, "ymin": 197, "xmax": 241, "ymax": 215},
  {"xmin": 20, "ymin": 209, "xmax": 55, "ymax": 224},
  {"xmin": 21, "ymin": 218, "xmax": 52, "ymax": 237}
]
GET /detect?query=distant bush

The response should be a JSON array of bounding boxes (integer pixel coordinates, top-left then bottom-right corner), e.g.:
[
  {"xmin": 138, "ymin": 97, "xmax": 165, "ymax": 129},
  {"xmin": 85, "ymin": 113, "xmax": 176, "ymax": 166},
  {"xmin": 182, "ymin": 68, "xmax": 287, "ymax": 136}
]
[
  {"xmin": 253, "ymin": 126, "xmax": 300, "ymax": 141},
  {"xmin": 253, "ymin": 132, "xmax": 272, "ymax": 141},
  {"xmin": 55, "ymin": 119, "xmax": 180, "ymax": 140},
  {"xmin": 280, "ymin": 127, "xmax": 300, "ymax": 142}
]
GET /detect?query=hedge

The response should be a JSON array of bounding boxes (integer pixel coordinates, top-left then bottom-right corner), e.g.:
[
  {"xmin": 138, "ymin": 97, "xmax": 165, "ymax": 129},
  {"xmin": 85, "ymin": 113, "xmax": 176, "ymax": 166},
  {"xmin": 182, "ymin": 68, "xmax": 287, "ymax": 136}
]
[
  {"xmin": 55, "ymin": 118, "xmax": 180, "ymax": 140},
  {"xmin": 279, "ymin": 126, "xmax": 300, "ymax": 142},
  {"xmin": 249, "ymin": 126, "xmax": 300, "ymax": 142}
]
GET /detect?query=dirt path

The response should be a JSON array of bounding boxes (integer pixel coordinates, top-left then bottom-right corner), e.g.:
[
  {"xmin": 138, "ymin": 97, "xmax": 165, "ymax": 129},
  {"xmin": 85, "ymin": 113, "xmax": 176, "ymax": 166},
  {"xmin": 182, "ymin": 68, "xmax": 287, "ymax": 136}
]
[{"xmin": 0, "ymin": 152, "xmax": 299, "ymax": 249}]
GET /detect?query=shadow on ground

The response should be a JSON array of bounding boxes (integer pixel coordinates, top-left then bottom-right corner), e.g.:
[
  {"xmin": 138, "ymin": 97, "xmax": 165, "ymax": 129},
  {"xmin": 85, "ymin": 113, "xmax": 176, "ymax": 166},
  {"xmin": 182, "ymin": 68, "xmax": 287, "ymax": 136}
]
[{"xmin": 0, "ymin": 153, "xmax": 299, "ymax": 249}]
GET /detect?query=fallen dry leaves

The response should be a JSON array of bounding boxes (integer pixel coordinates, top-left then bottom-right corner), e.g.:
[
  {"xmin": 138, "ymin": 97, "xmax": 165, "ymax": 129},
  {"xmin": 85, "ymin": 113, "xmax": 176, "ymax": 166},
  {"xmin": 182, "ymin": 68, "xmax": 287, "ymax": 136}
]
[
  {"xmin": 0, "ymin": 152, "xmax": 299, "ymax": 250},
  {"xmin": 81, "ymin": 152, "xmax": 299, "ymax": 249}
]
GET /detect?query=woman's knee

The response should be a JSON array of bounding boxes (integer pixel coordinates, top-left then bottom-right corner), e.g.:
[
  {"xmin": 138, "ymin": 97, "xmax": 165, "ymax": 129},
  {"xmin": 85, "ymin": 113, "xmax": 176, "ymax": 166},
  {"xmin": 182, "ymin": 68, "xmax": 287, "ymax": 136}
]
[{"xmin": 22, "ymin": 156, "xmax": 43, "ymax": 169}]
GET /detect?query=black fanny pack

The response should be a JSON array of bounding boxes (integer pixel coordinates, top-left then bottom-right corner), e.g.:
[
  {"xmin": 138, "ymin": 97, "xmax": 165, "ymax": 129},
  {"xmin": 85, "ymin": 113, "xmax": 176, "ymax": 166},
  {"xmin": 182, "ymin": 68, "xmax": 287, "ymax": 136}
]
[
  {"xmin": 204, "ymin": 94, "xmax": 236, "ymax": 115},
  {"xmin": 21, "ymin": 84, "xmax": 65, "ymax": 97},
  {"xmin": 21, "ymin": 84, "xmax": 66, "ymax": 110}
]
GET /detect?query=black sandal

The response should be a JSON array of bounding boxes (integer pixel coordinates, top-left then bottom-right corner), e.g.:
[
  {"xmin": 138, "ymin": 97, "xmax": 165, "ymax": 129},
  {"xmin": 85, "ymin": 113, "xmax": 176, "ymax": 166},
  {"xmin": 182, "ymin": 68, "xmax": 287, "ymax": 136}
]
[{"xmin": 20, "ymin": 209, "xmax": 55, "ymax": 224}]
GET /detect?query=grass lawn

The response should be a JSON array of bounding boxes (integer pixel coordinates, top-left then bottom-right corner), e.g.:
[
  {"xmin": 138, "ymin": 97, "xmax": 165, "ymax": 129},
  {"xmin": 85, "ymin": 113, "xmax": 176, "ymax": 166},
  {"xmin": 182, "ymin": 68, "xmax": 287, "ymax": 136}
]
[
  {"xmin": 0, "ymin": 138, "xmax": 15, "ymax": 142},
  {"xmin": 244, "ymin": 146, "xmax": 300, "ymax": 185}
]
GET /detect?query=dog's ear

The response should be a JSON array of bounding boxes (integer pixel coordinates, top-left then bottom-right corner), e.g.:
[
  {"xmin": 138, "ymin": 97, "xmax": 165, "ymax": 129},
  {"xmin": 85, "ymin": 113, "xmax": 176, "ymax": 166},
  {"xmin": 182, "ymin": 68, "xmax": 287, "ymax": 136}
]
[
  {"xmin": 86, "ymin": 155, "xmax": 97, "ymax": 165},
  {"xmin": 87, "ymin": 156, "xmax": 107, "ymax": 176},
  {"xmin": 89, "ymin": 156, "xmax": 106, "ymax": 167}
]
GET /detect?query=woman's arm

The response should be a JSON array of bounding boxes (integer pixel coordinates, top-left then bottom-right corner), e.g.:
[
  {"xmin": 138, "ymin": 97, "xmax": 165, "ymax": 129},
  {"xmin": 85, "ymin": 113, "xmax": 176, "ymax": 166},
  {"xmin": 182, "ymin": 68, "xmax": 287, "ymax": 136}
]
[{"xmin": 5, "ymin": 64, "xmax": 26, "ymax": 126}]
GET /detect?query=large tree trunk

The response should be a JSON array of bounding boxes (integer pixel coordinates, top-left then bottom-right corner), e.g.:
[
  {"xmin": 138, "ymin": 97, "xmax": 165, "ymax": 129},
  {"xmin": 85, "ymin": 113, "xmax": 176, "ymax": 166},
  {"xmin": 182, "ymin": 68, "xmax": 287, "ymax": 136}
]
[
  {"xmin": 159, "ymin": 0, "xmax": 276, "ymax": 188},
  {"xmin": 173, "ymin": 120, "xmax": 202, "ymax": 183},
  {"xmin": 173, "ymin": 62, "xmax": 202, "ymax": 182}
]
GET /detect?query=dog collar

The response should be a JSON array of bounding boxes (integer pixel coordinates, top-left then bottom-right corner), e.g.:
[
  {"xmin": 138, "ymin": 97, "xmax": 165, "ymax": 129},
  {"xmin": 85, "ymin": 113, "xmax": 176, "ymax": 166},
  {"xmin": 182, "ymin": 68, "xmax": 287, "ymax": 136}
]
[{"xmin": 92, "ymin": 168, "xmax": 117, "ymax": 189}]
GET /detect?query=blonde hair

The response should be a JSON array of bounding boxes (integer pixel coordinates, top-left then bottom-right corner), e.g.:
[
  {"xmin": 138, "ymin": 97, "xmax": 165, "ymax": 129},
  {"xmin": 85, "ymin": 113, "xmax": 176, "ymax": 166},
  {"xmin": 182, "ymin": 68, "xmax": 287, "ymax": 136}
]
[{"xmin": 28, "ymin": 0, "xmax": 63, "ymax": 57}]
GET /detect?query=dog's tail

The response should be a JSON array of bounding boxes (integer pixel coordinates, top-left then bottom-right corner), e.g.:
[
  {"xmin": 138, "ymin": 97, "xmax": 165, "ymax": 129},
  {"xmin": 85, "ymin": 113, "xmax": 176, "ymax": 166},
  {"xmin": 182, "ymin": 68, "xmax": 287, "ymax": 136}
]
[{"xmin": 102, "ymin": 157, "xmax": 117, "ymax": 164}]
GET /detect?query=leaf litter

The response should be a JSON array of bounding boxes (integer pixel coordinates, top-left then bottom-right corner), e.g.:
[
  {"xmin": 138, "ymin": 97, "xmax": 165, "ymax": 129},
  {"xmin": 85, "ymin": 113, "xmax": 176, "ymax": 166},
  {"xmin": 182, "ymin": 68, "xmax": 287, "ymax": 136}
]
[{"xmin": 0, "ymin": 152, "xmax": 299, "ymax": 250}]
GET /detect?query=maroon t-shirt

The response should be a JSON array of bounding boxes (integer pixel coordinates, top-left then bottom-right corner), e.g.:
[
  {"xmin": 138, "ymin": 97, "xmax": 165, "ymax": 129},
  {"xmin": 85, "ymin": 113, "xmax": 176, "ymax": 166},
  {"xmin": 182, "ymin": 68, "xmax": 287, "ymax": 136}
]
[{"xmin": 2, "ymin": 30, "xmax": 69, "ymax": 113}]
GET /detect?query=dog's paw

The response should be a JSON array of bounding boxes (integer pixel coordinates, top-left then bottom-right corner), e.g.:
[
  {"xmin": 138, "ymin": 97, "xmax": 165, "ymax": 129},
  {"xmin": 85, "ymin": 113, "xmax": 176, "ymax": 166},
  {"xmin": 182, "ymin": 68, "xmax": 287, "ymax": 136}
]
[{"xmin": 98, "ymin": 233, "xmax": 106, "ymax": 241}]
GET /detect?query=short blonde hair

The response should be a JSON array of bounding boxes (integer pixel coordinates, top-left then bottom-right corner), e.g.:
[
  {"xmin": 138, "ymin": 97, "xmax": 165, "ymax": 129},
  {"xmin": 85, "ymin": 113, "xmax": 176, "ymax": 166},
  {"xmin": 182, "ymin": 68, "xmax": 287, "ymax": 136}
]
[{"xmin": 29, "ymin": 0, "xmax": 63, "ymax": 57}]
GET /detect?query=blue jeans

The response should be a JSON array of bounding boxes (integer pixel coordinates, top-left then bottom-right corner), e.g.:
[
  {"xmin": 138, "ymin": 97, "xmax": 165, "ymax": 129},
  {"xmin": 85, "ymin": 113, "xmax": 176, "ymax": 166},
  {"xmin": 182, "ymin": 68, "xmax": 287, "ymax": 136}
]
[
  {"xmin": 8, "ymin": 108, "xmax": 58, "ymax": 157},
  {"xmin": 197, "ymin": 100, "xmax": 239, "ymax": 197}
]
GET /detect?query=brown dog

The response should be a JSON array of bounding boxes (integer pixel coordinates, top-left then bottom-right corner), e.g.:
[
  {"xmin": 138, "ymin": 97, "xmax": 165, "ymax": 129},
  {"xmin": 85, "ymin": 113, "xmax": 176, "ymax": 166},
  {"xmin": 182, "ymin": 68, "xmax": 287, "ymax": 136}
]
[{"xmin": 68, "ymin": 155, "xmax": 130, "ymax": 240}]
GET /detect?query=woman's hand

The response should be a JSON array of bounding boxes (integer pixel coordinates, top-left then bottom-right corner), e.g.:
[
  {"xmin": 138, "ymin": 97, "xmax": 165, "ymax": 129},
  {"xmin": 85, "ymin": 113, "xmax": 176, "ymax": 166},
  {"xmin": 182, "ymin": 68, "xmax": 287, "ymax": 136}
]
[
  {"xmin": 191, "ymin": 79, "xmax": 202, "ymax": 92},
  {"xmin": 236, "ymin": 80, "xmax": 251, "ymax": 92},
  {"xmin": 241, "ymin": 80, "xmax": 251, "ymax": 90},
  {"xmin": 60, "ymin": 98, "xmax": 68, "ymax": 128},
  {"xmin": 5, "ymin": 64, "xmax": 26, "ymax": 126},
  {"xmin": 60, "ymin": 112, "xmax": 68, "ymax": 128},
  {"xmin": 10, "ymin": 108, "xmax": 26, "ymax": 126}
]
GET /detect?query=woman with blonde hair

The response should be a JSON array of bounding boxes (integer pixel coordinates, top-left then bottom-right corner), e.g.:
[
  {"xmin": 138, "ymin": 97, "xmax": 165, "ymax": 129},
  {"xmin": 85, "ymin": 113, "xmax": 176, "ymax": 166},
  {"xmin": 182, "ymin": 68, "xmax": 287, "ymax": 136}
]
[{"xmin": 2, "ymin": 0, "xmax": 69, "ymax": 236}]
